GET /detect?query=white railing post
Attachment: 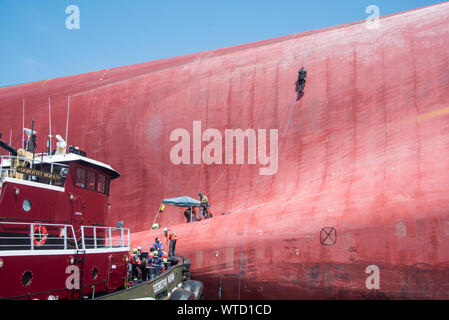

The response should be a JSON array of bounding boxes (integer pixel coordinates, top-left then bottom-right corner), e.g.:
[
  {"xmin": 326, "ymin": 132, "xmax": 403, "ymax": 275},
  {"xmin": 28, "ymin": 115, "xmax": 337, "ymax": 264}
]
[
  {"xmin": 120, "ymin": 228, "xmax": 124, "ymax": 248},
  {"xmin": 109, "ymin": 228, "xmax": 112, "ymax": 248},
  {"xmin": 81, "ymin": 226, "xmax": 85, "ymax": 250},
  {"xmin": 50, "ymin": 163, "xmax": 54, "ymax": 185},
  {"xmin": 64, "ymin": 226, "xmax": 67, "ymax": 250},
  {"xmin": 30, "ymin": 223, "xmax": 34, "ymax": 251},
  {"xmin": 127, "ymin": 229, "xmax": 130, "ymax": 248},
  {"xmin": 93, "ymin": 227, "xmax": 97, "ymax": 249},
  {"xmin": 74, "ymin": 227, "xmax": 78, "ymax": 250}
]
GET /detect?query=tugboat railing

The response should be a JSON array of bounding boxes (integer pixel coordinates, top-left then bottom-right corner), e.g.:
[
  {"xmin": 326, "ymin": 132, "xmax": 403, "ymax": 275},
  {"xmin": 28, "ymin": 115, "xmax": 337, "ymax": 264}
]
[
  {"xmin": 80, "ymin": 226, "xmax": 130, "ymax": 250},
  {"xmin": 0, "ymin": 221, "xmax": 78, "ymax": 251},
  {"xmin": 0, "ymin": 222, "xmax": 130, "ymax": 252}
]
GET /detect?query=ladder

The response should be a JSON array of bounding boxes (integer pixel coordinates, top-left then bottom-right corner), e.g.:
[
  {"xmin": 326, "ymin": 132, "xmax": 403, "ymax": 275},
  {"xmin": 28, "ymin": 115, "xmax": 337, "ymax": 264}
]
[{"xmin": 71, "ymin": 249, "xmax": 86, "ymax": 300}]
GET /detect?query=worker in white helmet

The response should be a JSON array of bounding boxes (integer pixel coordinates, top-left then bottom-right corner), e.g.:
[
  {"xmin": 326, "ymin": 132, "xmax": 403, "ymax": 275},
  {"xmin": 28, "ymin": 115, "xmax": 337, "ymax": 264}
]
[{"xmin": 163, "ymin": 228, "xmax": 177, "ymax": 257}]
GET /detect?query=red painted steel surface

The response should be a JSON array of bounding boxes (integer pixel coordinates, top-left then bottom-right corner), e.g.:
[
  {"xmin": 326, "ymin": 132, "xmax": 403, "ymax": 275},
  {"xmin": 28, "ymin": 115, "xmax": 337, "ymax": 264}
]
[
  {"xmin": 0, "ymin": 252, "xmax": 128, "ymax": 300},
  {"xmin": 1, "ymin": 2, "xmax": 449, "ymax": 299}
]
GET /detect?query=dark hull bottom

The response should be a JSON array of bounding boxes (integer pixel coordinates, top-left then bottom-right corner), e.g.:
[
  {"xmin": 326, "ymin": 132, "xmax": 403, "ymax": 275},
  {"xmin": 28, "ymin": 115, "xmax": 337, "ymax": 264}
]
[{"xmin": 192, "ymin": 261, "xmax": 449, "ymax": 300}]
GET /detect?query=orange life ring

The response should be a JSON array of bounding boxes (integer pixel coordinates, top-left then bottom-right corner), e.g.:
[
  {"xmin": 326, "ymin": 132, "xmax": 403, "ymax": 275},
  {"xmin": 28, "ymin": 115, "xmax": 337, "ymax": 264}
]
[{"xmin": 33, "ymin": 225, "xmax": 48, "ymax": 247}]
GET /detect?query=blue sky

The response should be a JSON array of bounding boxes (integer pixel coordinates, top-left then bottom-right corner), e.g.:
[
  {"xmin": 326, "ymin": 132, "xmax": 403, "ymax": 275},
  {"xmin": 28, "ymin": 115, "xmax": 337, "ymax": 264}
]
[{"xmin": 0, "ymin": 0, "xmax": 445, "ymax": 86}]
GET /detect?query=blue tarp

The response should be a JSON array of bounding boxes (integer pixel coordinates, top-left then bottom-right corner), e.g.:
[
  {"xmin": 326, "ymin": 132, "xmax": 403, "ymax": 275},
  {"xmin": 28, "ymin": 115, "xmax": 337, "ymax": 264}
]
[{"xmin": 162, "ymin": 196, "xmax": 201, "ymax": 207}]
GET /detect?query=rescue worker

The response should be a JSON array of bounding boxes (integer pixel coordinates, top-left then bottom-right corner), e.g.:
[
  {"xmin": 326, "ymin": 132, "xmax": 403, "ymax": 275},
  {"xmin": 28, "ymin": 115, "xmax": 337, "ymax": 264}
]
[
  {"xmin": 146, "ymin": 253, "xmax": 155, "ymax": 280},
  {"xmin": 191, "ymin": 208, "xmax": 198, "ymax": 221},
  {"xmin": 150, "ymin": 250, "xmax": 165, "ymax": 276},
  {"xmin": 152, "ymin": 223, "xmax": 160, "ymax": 230},
  {"xmin": 295, "ymin": 67, "xmax": 307, "ymax": 101},
  {"xmin": 163, "ymin": 228, "xmax": 177, "ymax": 258},
  {"xmin": 140, "ymin": 247, "xmax": 151, "ymax": 281},
  {"xmin": 130, "ymin": 248, "xmax": 141, "ymax": 280},
  {"xmin": 135, "ymin": 248, "xmax": 143, "ymax": 281},
  {"xmin": 153, "ymin": 237, "xmax": 163, "ymax": 251},
  {"xmin": 129, "ymin": 249, "xmax": 136, "ymax": 279},
  {"xmin": 198, "ymin": 192, "xmax": 211, "ymax": 219},
  {"xmin": 184, "ymin": 208, "xmax": 192, "ymax": 223},
  {"xmin": 184, "ymin": 207, "xmax": 198, "ymax": 223}
]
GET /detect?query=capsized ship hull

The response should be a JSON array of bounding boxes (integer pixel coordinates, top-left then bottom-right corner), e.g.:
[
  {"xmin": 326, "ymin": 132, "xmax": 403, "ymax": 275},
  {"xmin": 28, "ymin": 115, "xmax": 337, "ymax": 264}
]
[{"xmin": 1, "ymin": 2, "xmax": 449, "ymax": 299}]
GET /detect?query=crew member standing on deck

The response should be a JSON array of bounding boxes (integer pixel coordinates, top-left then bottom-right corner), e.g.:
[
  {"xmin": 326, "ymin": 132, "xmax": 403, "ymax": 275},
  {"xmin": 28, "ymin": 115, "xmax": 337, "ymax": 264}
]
[
  {"xmin": 130, "ymin": 248, "xmax": 141, "ymax": 281},
  {"xmin": 163, "ymin": 228, "xmax": 177, "ymax": 258},
  {"xmin": 153, "ymin": 237, "xmax": 163, "ymax": 251},
  {"xmin": 198, "ymin": 192, "xmax": 211, "ymax": 219},
  {"xmin": 150, "ymin": 251, "xmax": 165, "ymax": 276}
]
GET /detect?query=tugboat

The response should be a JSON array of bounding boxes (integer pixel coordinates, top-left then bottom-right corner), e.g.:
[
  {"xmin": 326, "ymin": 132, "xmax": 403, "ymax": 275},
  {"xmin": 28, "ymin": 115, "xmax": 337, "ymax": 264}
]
[
  {"xmin": 0, "ymin": 126, "xmax": 201, "ymax": 300},
  {"xmin": 0, "ymin": 127, "xmax": 130, "ymax": 300},
  {"xmin": 96, "ymin": 255, "xmax": 203, "ymax": 300}
]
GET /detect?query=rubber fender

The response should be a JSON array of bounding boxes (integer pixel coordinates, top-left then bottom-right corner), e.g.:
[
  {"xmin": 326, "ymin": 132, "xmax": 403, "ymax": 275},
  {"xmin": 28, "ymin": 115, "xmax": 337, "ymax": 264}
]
[
  {"xmin": 169, "ymin": 288, "xmax": 195, "ymax": 300},
  {"xmin": 183, "ymin": 280, "xmax": 204, "ymax": 300},
  {"xmin": 169, "ymin": 257, "xmax": 179, "ymax": 266}
]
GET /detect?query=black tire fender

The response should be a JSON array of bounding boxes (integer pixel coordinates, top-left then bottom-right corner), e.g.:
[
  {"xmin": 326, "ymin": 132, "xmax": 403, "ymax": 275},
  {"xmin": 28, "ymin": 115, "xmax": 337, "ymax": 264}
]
[
  {"xmin": 169, "ymin": 288, "xmax": 195, "ymax": 300},
  {"xmin": 183, "ymin": 280, "xmax": 204, "ymax": 300}
]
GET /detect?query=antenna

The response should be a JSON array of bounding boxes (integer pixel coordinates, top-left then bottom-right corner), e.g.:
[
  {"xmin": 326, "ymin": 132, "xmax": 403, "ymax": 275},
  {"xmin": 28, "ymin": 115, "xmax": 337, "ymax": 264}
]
[
  {"xmin": 22, "ymin": 99, "xmax": 25, "ymax": 149},
  {"xmin": 31, "ymin": 119, "xmax": 35, "ymax": 166},
  {"xmin": 48, "ymin": 97, "xmax": 52, "ymax": 155},
  {"xmin": 65, "ymin": 96, "xmax": 70, "ymax": 145}
]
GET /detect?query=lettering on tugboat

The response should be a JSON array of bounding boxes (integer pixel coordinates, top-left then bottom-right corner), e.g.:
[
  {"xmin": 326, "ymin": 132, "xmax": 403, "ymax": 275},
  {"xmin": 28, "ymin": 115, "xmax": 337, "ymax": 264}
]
[
  {"xmin": 168, "ymin": 273, "xmax": 175, "ymax": 284},
  {"xmin": 16, "ymin": 165, "xmax": 62, "ymax": 182},
  {"xmin": 153, "ymin": 278, "xmax": 168, "ymax": 293}
]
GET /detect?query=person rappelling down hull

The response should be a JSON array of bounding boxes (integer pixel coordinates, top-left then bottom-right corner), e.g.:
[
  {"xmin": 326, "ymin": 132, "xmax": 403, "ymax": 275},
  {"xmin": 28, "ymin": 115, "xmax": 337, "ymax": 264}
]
[{"xmin": 295, "ymin": 67, "xmax": 307, "ymax": 101}]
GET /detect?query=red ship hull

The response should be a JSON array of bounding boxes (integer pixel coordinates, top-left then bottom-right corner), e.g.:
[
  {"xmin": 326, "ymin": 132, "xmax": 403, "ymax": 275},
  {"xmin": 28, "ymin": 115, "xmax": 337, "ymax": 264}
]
[{"xmin": 1, "ymin": 2, "xmax": 449, "ymax": 299}]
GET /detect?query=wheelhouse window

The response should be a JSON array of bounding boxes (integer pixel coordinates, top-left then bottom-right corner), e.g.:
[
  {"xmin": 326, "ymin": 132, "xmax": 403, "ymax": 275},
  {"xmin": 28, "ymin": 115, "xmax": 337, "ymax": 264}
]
[
  {"xmin": 73, "ymin": 166, "xmax": 110, "ymax": 194},
  {"xmin": 75, "ymin": 168, "xmax": 86, "ymax": 188},
  {"xmin": 86, "ymin": 171, "xmax": 96, "ymax": 191},
  {"xmin": 97, "ymin": 175, "xmax": 106, "ymax": 194}
]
